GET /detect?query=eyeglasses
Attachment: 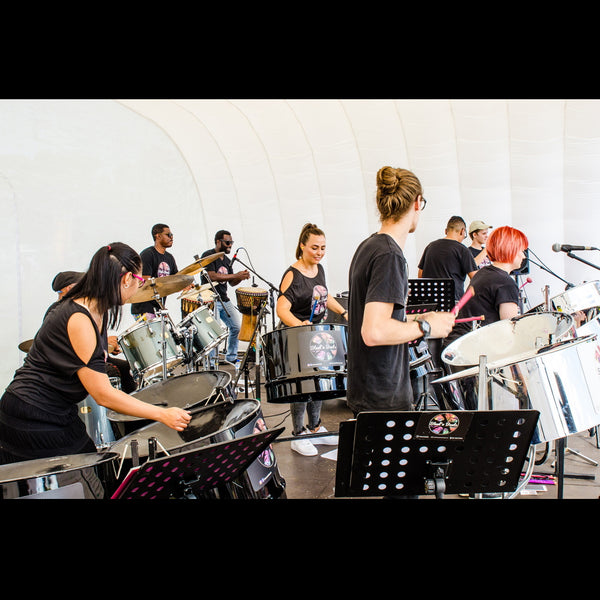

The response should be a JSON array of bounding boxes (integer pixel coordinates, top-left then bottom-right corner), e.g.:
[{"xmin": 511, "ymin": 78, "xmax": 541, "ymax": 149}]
[
  {"xmin": 419, "ymin": 197, "xmax": 427, "ymax": 210},
  {"xmin": 132, "ymin": 273, "xmax": 146, "ymax": 287},
  {"xmin": 122, "ymin": 272, "xmax": 146, "ymax": 287},
  {"xmin": 219, "ymin": 239, "xmax": 234, "ymax": 246},
  {"xmin": 163, "ymin": 232, "xmax": 174, "ymax": 238}
]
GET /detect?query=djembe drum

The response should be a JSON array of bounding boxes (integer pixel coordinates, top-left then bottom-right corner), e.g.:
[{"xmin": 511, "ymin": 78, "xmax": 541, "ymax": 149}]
[{"xmin": 236, "ymin": 287, "xmax": 268, "ymax": 341}]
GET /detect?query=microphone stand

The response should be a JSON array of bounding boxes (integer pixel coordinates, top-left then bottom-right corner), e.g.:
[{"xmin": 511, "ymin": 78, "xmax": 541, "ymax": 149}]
[
  {"xmin": 565, "ymin": 251, "xmax": 600, "ymax": 272},
  {"xmin": 528, "ymin": 257, "xmax": 575, "ymax": 289},
  {"xmin": 233, "ymin": 255, "xmax": 279, "ymax": 331}
]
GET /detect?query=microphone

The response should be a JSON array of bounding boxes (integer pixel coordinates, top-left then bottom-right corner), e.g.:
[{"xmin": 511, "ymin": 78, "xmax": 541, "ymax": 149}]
[
  {"xmin": 231, "ymin": 248, "xmax": 239, "ymax": 265},
  {"xmin": 552, "ymin": 243, "xmax": 598, "ymax": 252}
]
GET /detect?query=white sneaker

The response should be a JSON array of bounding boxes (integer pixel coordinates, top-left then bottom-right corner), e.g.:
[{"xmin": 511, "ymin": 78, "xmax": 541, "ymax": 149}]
[
  {"xmin": 290, "ymin": 431, "xmax": 318, "ymax": 456},
  {"xmin": 309, "ymin": 425, "xmax": 338, "ymax": 446}
]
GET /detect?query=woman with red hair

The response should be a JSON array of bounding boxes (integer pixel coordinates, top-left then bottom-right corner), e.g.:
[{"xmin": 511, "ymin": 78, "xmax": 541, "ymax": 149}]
[{"xmin": 446, "ymin": 225, "xmax": 528, "ymax": 342}]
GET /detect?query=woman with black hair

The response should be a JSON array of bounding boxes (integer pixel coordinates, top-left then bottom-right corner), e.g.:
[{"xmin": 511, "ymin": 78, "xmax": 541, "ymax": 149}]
[{"xmin": 0, "ymin": 242, "xmax": 192, "ymax": 465}]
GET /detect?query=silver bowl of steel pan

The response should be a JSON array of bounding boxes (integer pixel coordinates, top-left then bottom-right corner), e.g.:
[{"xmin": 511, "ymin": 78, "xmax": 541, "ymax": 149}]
[
  {"xmin": 551, "ymin": 281, "xmax": 600, "ymax": 314},
  {"xmin": 107, "ymin": 370, "xmax": 234, "ymax": 438},
  {"xmin": 442, "ymin": 312, "xmax": 574, "ymax": 369}
]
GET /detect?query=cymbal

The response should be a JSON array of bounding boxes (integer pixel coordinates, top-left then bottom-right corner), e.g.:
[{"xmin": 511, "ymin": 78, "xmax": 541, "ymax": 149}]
[
  {"xmin": 126, "ymin": 274, "xmax": 194, "ymax": 304},
  {"xmin": 18, "ymin": 339, "xmax": 33, "ymax": 353},
  {"xmin": 178, "ymin": 252, "xmax": 224, "ymax": 276}
]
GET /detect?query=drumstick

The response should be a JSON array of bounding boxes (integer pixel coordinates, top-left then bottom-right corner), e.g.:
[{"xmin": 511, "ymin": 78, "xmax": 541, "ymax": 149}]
[
  {"xmin": 455, "ymin": 315, "xmax": 485, "ymax": 323},
  {"xmin": 309, "ymin": 297, "xmax": 318, "ymax": 323},
  {"xmin": 452, "ymin": 286, "xmax": 475, "ymax": 315}
]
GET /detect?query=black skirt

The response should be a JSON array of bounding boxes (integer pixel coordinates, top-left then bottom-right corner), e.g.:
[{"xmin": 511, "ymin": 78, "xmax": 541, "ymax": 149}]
[{"xmin": 0, "ymin": 391, "xmax": 96, "ymax": 464}]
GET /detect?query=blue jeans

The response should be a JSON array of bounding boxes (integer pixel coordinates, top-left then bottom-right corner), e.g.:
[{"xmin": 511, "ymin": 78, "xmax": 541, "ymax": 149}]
[{"xmin": 214, "ymin": 298, "xmax": 241, "ymax": 363}]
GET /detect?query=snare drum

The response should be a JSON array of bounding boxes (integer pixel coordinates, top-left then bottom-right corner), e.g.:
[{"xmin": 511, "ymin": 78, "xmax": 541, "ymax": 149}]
[
  {"xmin": 434, "ymin": 335, "xmax": 600, "ymax": 443},
  {"xmin": 0, "ymin": 452, "xmax": 119, "ymax": 499},
  {"xmin": 236, "ymin": 287, "xmax": 268, "ymax": 341},
  {"xmin": 118, "ymin": 318, "xmax": 184, "ymax": 383},
  {"xmin": 262, "ymin": 324, "xmax": 348, "ymax": 403},
  {"xmin": 110, "ymin": 399, "xmax": 286, "ymax": 499},
  {"xmin": 177, "ymin": 305, "xmax": 228, "ymax": 361},
  {"xmin": 108, "ymin": 370, "xmax": 234, "ymax": 438}
]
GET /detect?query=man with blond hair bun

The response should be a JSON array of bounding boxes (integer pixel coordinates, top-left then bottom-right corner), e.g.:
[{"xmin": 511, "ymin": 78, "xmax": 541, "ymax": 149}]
[{"xmin": 346, "ymin": 166, "xmax": 455, "ymax": 416}]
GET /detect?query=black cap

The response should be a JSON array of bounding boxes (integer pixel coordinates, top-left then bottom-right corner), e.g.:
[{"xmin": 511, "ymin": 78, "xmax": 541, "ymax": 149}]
[{"xmin": 51, "ymin": 271, "xmax": 84, "ymax": 292}]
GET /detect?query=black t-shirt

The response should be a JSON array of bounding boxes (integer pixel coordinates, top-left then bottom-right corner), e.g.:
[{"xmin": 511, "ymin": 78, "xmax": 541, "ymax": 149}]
[
  {"xmin": 6, "ymin": 299, "xmax": 108, "ymax": 415},
  {"xmin": 201, "ymin": 248, "xmax": 233, "ymax": 302},
  {"xmin": 347, "ymin": 233, "xmax": 412, "ymax": 414},
  {"xmin": 131, "ymin": 246, "xmax": 178, "ymax": 314},
  {"xmin": 418, "ymin": 238, "xmax": 477, "ymax": 302},
  {"xmin": 468, "ymin": 245, "xmax": 492, "ymax": 269},
  {"xmin": 280, "ymin": 264, "xmax": 328, "ymax": 323},
  {"xmin": 448, "ymin": 264, "xmax": 519, "ymax": 341}
]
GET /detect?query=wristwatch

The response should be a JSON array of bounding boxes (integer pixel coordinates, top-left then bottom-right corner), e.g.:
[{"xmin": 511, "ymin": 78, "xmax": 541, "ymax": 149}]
[{"xmin": 416, "ymin": 317, "xmax": 431, "ymax": 340}]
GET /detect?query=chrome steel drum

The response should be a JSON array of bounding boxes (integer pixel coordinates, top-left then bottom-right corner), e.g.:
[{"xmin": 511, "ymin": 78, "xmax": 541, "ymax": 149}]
[
  {"xmin": 110, "ymin": 399, "xmax": 286, "ymax": 499},
  {"xmin": 551, "ymin": 281, "xmax": 600, "ymax": 314},
  {"xmin": 442, "ymin": 312, "xmax": 574, "ymax": 368},
  {"xmin": 262, "ymin": 324, "xmax": 348, "ymax": 403},
  {"xmin": 107, "ymin": 370, "xmax": 233, "ymax": 438},
  {"xmin": 118, "ymin": 318, "xmax": 184, "ymax": 382},
  {"xmin": 177, "ymin": 305, "xmax": 227, "ymax": 361},
  {"xmin": 0, "ymin": 452, "xmax": 119, "ymax": 499},
  {"xmin": 434, "ymin": 335, "xmax": 600, "ymax": 443}
]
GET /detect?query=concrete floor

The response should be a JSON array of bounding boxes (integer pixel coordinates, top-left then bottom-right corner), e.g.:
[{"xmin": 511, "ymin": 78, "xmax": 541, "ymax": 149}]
[{"xmin": 261, "ymin": 394, "xmax": 600, "ymax": 501}]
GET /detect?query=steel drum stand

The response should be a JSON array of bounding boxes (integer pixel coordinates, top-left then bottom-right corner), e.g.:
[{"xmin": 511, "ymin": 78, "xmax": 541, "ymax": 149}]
[
  {"xmin": 235, "ymin": 298, "xmax": 269, "ymax": 399},
  {"xmin": 111, "ymin": 426, "xmax": 284, "ymax": 499},
  {"xmin": 334, "ymin": 409, "xmax": 539, "ymax": 499}
]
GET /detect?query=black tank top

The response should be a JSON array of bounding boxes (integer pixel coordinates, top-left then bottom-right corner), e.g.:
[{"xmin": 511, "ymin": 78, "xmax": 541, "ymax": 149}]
[
  {"xmin": 7, "ymin": 299, "xmax": 108, "ymax": 418},
  {"xmin": 280, "ymin": 264, "xmax": 328, "ymax": 323}
]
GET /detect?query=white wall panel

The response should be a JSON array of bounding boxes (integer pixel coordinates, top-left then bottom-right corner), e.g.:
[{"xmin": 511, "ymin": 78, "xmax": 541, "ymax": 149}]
[{"xmin": 2, "ymin": 98, "xmax": 600, "ymax": 394}]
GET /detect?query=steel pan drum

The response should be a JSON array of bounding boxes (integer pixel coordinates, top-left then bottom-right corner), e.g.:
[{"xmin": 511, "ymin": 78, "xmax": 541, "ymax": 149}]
[
  {"xmin": 108, "ymin": 370, "xmax": 233, "ymax": 438},
  {"xmin": 262, "ymin": 324, "xmax": 348, "ymax": 403},
  {"xmin": 442, "ymin": 312, "xmax": 574, "ymax": 368},
  {"xmin": 177, "ymin": 305, "xmax": 227, "ymax": 360},
  {"xmin": 109, "ymin": 399, "xmax": 286, "ymax": 499},
  {"xmin": 551, "ymin": 281, "xmax": 600, "ymax": 314},
  {"xmin": 118, "ymin": 318, "xmax": 184, "ymax": 382},
  {"xmin": 434, "ymin": 335, "xmax": 600, "ymax": 443},
  {"xmin": 0, "ymin": 452, "xmax": 119, "ymax": 499}
]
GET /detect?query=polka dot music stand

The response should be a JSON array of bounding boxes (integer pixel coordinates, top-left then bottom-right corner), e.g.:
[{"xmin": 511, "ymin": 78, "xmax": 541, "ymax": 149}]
[
  {"xmin": 111, "ymin": 427, "xmax": 284, "ymax": 500},
  {"xmin": 335, "ymin": 410, "xmax": 539, "ymax": 499}
]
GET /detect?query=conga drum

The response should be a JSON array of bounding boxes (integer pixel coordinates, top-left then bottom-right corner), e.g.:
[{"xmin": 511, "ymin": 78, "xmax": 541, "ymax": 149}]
[{"xmin": 236, "ymin": 287, "xmax": 268, "ymax": 341}]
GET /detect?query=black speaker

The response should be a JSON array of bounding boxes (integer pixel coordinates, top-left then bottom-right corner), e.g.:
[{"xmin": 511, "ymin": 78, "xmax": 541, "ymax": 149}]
[{"xmin": 511, "ymin": 248, "xmax": 529, "ymax": 276}]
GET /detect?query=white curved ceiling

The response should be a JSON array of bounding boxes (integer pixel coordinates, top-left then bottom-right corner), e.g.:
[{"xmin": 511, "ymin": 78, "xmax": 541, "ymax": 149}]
[{"xmin": 2, "ymin": 98, "xmax": 600, "ymax": 390}]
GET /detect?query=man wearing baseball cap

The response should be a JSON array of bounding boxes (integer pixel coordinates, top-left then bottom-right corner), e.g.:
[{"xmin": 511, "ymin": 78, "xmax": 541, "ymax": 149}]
[{"xmin": 468, "ymin": 220, "xmax": 492, "ymax": 268}]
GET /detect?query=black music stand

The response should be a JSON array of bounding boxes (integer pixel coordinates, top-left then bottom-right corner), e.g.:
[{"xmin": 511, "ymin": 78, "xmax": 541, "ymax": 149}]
[
  {"xmin": 335, "ymin": 410, "xmax": 539, "ymax": 499},
  {"xmin": 111, "ymin": 426, "xmax": 284, "ymax": 500},
  {"xmin": 407, "ymin": 278, "xmax": 454, "ymax": 410},
  {"xmin": 408, "ymin": 278, "xmax": 455, "ymax": 313}
]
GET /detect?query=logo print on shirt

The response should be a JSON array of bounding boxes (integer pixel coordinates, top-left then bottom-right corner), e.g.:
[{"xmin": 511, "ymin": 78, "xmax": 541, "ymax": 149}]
[
  {"xmin": 311, "ymin": 284, "xmax": 328, "ymax": 317},
  {"xmin": 157, "ymin": 261, "xmax": 171, "ymax": 277}
]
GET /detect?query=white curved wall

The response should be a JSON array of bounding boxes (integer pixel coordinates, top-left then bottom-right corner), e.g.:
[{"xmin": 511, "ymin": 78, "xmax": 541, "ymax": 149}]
[{"xmin": 2, "ymin": 98, "xmax": 600, "ymax": 392}]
